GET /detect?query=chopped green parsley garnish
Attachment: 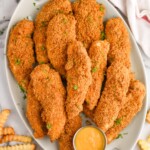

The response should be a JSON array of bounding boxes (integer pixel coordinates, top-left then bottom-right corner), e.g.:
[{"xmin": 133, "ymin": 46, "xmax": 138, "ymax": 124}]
[
  {"xmin": 26, "ymin": 16, "xmax": 29, "ymax": 20},
  {"xmin": 41, "ymin": 45, "xmax": 46, "ymax": 50},
  {"xmin": 15, "ymin": 58, "xmax": 21, "ymax": 65},
  {"xmin": 39, "ymin": 62, "xmax": 44, "ymax": 64},
  {"xmin": 23, "ymin": 94, "xmax": 27, "ymax": 99},
  {"xmin": 41, "ymin": 21, "xmax": 47, "ymax": 27},
  {"xmin": 87, "ymin": 16, "xmax": 92, "ymax": 23},
  {"xmin": 73, "ymin": 85, "xmax": 78, "ymax": 90},
  {"xmin": 109, "ymin": 57, "xmax": 114, "ymax": 63},
  {"xmin": 56, "ymin": 10, "xmax": 64, "ymax": 14},
  {"xmin": 33, "ymin": 2, "xmax": 36, "ymax": 6},
  {"xmin": 62, "ymin": 18, "xmax": 67, "ymax": 24},
  {"xmin": 0, "ymin": 29, "xmax": 5, "ymax": 36},
  {"xmin": 116, "ymin": 133, "xmax": 128, "ymax": 139},
  {"xmin": 19, "ymin": 85, "xmax": 25, "ymax": 93},
  {"xmin": 92, "ymin": 67, "xmax": 98, "ymax": 73},
  {"xmin": 101, "ymin": 31, "xmax": 105, "ymax": 40},
  {"xmin": 114, "ymin": 118, "xmax": 122, "ymax": 125},
  {"xmin": 99, "ymin": 6, "xmax": 104, "ymax": 12},
  {"xmin": 46, "ymin": 123, "xmax": 52, "ymax": 130},
  {"xmin": 116, "ymin": 134, "xmax": 123, "ymax": 139},
  {"xmin": 85, "ymin": 120, "xmax": 92, "ymax": 125}
]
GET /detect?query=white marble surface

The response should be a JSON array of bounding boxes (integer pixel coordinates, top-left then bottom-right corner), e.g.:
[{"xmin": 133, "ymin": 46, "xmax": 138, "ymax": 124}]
[{"xmin": 0, "ymin": 0, "xmax": 150, "ymax": 150}]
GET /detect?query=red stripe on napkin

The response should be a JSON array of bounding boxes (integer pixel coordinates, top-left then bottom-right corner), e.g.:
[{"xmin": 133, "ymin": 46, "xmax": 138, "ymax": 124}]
[{"xmin": 142, "ymin": 16, "xmax": 150, "ymax": 23}]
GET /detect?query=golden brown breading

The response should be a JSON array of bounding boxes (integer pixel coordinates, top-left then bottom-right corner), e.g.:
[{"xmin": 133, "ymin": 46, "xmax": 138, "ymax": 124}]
[
  {"xmin": 106, "ymin": 80, "xmax": 146, "ymax": 143},
  {"xmin": 85, "ymin": 40, "xmax": 109, "ymax": 110},
  {"xmin": 72, "ymin": 0, "xmax": 105, "ymax": 49},
  {"xmin": 26, "ymin": 81, "xmax": 46, "ymax": 138},
  {"xmin": 7, "ymin": 19, "xmax": 35, "ymax": 91},
  {"xmin": 34, "ymin": 0, "xmax": 72, "ymax": 64},
  {"xmin": 129, "ymin": 72, "xmax": 135, "ymax": 82},
  {"xmin": 94, "ymin": 62, "xmax": 130, "ymax": 132},
  {"xmin": 105, "ymin": 18, "xmax": 131, "ymax": 68},
  {"xmin": 31, "ymin": 64, "xmax": 66, "ymax": 141},
  {"xmin": 59, "ymin": 115, "xmax": 82, "ymax": 150},
  {"xmin": 65, "ymin": 41, "xmax": 92, "ymax": 119},
  {"xmin": 46, "ymin": 14, "xmax": 76, "ymax": 76},
  {"xmin": 83, "ymin": 104, "xmax": 94, "ymax": 120}
]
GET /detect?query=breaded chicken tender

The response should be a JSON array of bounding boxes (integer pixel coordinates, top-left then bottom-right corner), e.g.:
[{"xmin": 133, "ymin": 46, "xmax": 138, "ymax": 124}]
[
  {"xmin": 105, "ymin": 18, "xmax": 131, "ymax": 68},
  {"xmin": 26, "ymin": 81, "xmax": 46, "ymax": 138},
  {"xmin": 59, "ymin": 115, "xmax": 82, "ymax": 150},
  {"xmin": 85, "ymin": 40, "xmax": 110, "ymax": 110},
  {"xmin": 31, "ymin": 64, "xmax": 66, "ymax": 141},
  {"xmin": 46, "ymin": 14, "xmax": 76, "ymax": 75},
  {"xmin": 34, "ymin": 0, "xmax": 72, "ymax": 64},
  {"xmin": 106, "ymin": 80, "xmax": 146, "ymax": 143},
  {"xmin": 94, "ymin": 62, "xmax": 130, "ymax": 132},
  {"xmin": 65, "ymin": 41, "xmax": 92, "ymax": 119},
  {"xmin": 72, "ymin": 0, "xmax": 105, "ymax": 49},
  {"xmin": 7, "ymin": 19, "xmax": 35, "ymax": 91}
]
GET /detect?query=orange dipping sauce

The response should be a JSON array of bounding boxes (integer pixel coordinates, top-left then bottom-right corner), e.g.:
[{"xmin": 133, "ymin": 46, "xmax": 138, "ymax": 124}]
[{"xmin": 74, "ymin": 126, "xmax": 106, "ymax": 150}]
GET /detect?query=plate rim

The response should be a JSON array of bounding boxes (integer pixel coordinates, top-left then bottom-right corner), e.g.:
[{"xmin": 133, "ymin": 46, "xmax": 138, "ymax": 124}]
[{"xmin": 4, "ymin": 0, "xmax": 148, "ymax": 149}]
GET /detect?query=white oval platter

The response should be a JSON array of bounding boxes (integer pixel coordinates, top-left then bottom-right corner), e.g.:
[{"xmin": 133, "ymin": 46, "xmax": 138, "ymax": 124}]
[{"xmin": 4, "ymin": 0, "xmax": 147, "ymax": 149}]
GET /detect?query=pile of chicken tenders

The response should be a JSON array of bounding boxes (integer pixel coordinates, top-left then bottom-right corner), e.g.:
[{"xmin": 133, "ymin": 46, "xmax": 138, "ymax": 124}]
[{"xmin": 7, "ymin": 0, "xmax": 146, "ymax": 149}]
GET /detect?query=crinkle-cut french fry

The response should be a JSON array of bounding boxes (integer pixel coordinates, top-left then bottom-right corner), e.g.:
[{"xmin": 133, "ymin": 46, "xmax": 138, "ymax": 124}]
[
  {"xmin": 0, "ymin": 109, "xmax": 11, "ymax": 128},
  {"xmin": 0, "ymin": 127, "xmax": 15, "ymax": 136},
  {"xmin": 147, "ymin": 136, "xmax": 150, "ymax": 143},
  {"xmin": 0, "ymin": 135, "xmax": 32, "ymax": 144},
  {"xmin": 0, "ymin": 143, "xmax": 35, "ymax": 150},
  {"xmin": 138, "ymin": 140, "xmax": 150, "ymax": 150}
]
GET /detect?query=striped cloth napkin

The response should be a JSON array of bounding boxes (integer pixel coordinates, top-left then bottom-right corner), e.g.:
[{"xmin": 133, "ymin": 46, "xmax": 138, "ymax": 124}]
[{"xmin": 109, "ymin": 0, "xmax": 150, "ymax": 67}]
